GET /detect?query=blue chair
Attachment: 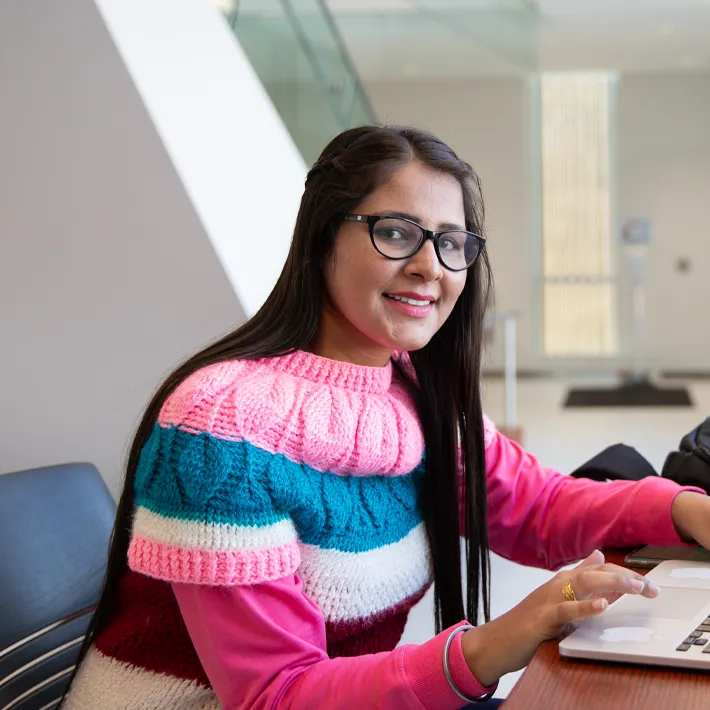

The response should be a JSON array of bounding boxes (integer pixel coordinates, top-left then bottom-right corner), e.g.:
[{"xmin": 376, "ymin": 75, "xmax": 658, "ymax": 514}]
[{"xmin": 0, "ymin": 463, "xmax": 115, "ymax": 710}]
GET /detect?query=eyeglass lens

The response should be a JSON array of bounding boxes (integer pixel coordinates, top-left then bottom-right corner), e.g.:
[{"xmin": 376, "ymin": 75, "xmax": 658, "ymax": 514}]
[{"xmin": 371, "ymin": 217, "xmax": 480, "ymax": 270}]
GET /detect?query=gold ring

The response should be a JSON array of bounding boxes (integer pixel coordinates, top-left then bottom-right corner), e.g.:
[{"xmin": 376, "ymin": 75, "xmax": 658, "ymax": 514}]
[{"xmin": 562, "ymin": 581, "xmax": 577, "ymax": 602}]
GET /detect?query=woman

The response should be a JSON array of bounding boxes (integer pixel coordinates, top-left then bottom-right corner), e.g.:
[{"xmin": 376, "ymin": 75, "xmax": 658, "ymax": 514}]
[{"xmin": 64, "ymin": 125, "xmax": 710, "ymax": 709}]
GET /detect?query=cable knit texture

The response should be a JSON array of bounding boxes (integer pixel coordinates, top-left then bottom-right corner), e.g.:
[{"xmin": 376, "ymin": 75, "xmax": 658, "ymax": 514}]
[{"xmin": 66, "ymin": 351, "xmax": 485, "ymax": 709}]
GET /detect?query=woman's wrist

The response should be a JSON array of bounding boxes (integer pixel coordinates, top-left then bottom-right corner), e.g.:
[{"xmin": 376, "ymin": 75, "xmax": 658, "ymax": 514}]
[
  {"xmin": 460, "ymin": 619, "xmax": 507, "ymax": 688},
  {"xmin": 670, "ymin": 490, "xmax": 705, "ymax": 542},
  {"xmin": 461, "ymin": 608, "xmax": 541, "ymax": 688}
]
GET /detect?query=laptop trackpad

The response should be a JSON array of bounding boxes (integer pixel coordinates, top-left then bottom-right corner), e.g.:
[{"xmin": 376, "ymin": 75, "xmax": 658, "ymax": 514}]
[{"xmin": 607, "ymin": 586, "xmax": 709, "ymax": 621}]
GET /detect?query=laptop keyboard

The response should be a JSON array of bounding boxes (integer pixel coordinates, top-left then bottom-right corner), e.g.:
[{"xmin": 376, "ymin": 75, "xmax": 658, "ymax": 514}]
[{"xmin": 676, "ymin": 617, "xmax": 710, "ymax": 652}]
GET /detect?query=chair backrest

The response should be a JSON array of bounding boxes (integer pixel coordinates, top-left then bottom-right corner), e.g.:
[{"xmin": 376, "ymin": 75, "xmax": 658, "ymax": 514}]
[{"xmin": 0, "ymin": 463, "xmax": 116, "ymax": 710}]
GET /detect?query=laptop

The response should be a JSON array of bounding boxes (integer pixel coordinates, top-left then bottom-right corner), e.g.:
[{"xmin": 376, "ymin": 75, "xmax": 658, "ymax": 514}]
[{"xmin": 559, "ymin": 559, "xmax": 710, "ymax": 670}]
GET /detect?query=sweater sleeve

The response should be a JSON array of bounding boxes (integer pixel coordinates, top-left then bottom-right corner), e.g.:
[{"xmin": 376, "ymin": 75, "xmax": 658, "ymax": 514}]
[
  {"xmin": 483, "ymin": 416, "xmax": 706, "ymax": 569},
  {"xmin": 172, "ymin": 575, "xmax": 496, "ymax": 710},
  {"xmin": 126, "ymin": 368, "xmax": 301, "ymax": 586}
]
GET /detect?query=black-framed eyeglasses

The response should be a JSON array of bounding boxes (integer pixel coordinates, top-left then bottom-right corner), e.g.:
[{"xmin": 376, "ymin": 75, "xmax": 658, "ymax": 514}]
[{"xmin": 343, "ymin": 213, "xmax": 485, "ymax": 272}]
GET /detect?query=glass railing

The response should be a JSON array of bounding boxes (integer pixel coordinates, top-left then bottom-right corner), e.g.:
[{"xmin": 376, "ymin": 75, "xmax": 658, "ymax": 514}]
[
  {"xmin": 220, "ymin": 0, "xmax": 376, "ymax": 166},
  {"xmin": 428, "ymin": 0, "xmax": 539, "ymax": 74},
  {"xmin": 331, "ymin": 0, "xmax": 538, "ymax": 79}
]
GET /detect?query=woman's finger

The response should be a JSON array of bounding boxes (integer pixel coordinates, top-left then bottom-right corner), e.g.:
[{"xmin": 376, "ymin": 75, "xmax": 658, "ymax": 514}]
[
  {"xmin": 556, "ymin": 598, "xmax": 608, "ymax": 627},
  {"xmin": 598, "ymin": 563, "xmax": 661, "ymax": 598},
  {"xmin": 572, "ymin": 569, "xmax": 659, "ymax": 599},
  {"xmin": 574, "ymin": 549, "xmax": 605, "ymax": 569}
]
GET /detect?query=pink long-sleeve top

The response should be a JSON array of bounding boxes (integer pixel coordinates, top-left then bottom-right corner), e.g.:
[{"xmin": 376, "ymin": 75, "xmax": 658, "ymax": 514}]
[{"xmin": 65, "ymin": 352, "xmax": 703, "ymax": 710}]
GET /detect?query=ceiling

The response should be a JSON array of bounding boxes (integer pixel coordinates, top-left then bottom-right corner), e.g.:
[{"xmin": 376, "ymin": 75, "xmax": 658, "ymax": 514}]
[{"xmin": 534, "ymin": 0, "xmax": 710, "ymax": 74}]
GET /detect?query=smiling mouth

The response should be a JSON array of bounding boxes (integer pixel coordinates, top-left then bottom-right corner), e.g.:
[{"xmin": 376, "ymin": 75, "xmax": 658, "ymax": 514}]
[{"xmin": 383, "ymin": 294, "xmax": 435, "ymax": 307}]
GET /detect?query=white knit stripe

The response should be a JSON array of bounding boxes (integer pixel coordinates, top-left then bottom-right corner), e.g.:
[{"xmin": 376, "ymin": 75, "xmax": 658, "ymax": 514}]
[
  {"xmin": 64, "ymin": 648, "xmax": 220, "ymax": 710},
  {"xmin": 298, "ymin": 522, "xmax": 432, "ymax": 624},
  {"xmin": 133, "ymin": 506, "xmax": 297, "ymax": 551}
]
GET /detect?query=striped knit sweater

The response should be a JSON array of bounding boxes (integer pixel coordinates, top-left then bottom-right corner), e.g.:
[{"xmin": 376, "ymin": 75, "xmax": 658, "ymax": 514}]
[
  {"xmin": 65, "ymin": 350, "xmax": 700, "ymax": 708},
  {"xmin": 66, "ymin": 351, "xmax": 440, "ymax": 708}
]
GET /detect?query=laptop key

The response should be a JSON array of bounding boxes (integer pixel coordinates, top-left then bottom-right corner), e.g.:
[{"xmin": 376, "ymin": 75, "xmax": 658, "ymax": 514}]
[
  {"xmin": 697, "ymin": 625, "xmax": 710, "ymax": 632},
  {"xmin": 694, "ymin": 638, "xmax": 708, "ymax": 646},
  {"xmin": 703, "ymin": 645, "xmax": 710, "ymax": 654},
  {"xmin": 677, "ymin": 644, "xmax": 692, "ymax": 651},
  {"xmin": 689, "ymin": 631, "xmax": 703, "ymax": 638}
]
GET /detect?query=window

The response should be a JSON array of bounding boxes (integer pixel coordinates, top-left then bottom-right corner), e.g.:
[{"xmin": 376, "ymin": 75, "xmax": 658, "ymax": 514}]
[{"xmin": 541, "ymin": 72, "xmax": 617, "ymax": 356}]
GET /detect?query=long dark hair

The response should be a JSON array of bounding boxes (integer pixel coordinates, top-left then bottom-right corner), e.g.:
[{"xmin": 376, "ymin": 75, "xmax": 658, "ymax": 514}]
[{"xmin": 66, "ymin": 125, "xmax": 492, "ymax": 694}]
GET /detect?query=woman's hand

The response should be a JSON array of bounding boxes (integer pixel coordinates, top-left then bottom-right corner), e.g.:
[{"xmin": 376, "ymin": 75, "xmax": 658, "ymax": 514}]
[
  {"xmin": 461, "ymin": 550, "xmax": 659, "ymax": 687},
  {"xmin": 671, "ymin": 491, "xmax": 710, "ymax": 546}
]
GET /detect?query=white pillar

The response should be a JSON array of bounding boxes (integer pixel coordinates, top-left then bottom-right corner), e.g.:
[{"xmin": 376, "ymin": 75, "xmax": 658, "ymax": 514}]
[{"xmin": 95, "ymin": 0, "xmax": 306, "ymax": 315}]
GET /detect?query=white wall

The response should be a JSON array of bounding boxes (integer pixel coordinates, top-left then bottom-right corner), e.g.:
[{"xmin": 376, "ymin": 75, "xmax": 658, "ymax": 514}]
[
  {"xmin": 367, "ymin": 72, "xmax": 710, "ymax": 374},
  {"xmin": 618, "ymin": 73, "xmax": 710, "ymax": 373},
  {"xmin": 0, "ymin": 0, "xmax": 303, "ymax": 494}
]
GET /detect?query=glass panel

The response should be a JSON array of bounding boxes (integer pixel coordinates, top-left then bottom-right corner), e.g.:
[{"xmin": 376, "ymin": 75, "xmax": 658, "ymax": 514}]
[
  {"xmin": 221, "ymin": 0, "xmax": 375, "ymax": 165},
  {"xmin": 426, "ymin": 1, "xmax": 539, "ymax": 73},
  {"xmin": 333, "ymin": 1, "xmax": 538, "ymax": 81}
]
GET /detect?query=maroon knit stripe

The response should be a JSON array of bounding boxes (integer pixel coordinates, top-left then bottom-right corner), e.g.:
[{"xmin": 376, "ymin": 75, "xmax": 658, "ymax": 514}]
[
  {"xmin": 95, "ymin": 572, "xmax": 427, "ymax": 672},
  {"xmin": 94, "ymin": 569, "xmax": 209, "ymax": 686},
  {"xmin": 325, "ymin": 586, "xmax": 428, "ymax": 658},
  {"xmin": 325, "ymin": 586, "xmax": 428, "ymax": 643},
  {"xmin": 328, "ymin": 610, "xmax": 409, "ymax": 658}
]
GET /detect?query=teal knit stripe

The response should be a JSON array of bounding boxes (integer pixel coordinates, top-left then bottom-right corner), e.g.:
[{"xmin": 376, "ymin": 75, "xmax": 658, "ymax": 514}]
[{"xmin": 134, "ymin": 424, "xmax": 425, "ymax": 554}]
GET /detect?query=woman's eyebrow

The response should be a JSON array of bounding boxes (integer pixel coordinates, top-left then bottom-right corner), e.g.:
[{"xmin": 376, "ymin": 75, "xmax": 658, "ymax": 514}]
[{"xmin": 378, "ymin": 210, "xmax": 466, "ymax": 231}]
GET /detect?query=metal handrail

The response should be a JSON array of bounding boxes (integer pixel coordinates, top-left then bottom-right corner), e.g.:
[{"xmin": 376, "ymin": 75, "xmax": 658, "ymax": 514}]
[
  {"xmin": 485, "ymin": 312, "xmax": 518, "ymax": 429},
  {"xmin": 313, "ymin": 0, "xmax": 377, "ymax": 123},
  {"xmin": 277, "ymin": 0, "xmax": 376, "ymax": 127}
]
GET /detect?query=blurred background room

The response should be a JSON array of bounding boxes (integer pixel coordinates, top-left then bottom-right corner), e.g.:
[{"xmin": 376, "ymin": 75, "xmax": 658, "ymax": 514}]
[{"xmin": 2, "ymin": 0, "xmax": 710, "ymax": 702}]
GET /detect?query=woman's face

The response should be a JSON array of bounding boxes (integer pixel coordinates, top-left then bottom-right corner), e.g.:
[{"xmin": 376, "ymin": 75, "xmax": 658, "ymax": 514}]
[{"xmin": 318, "ymin": 160, "xmax": 469, "ymax": 366}]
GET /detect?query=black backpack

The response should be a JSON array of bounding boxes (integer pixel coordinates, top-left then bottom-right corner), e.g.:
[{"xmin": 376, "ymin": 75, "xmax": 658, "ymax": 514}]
[
  {"xmin": 662, "ymin": 417, "xmax": 710, "ymax": 493},
  {"xmin": 571, "ymin": 443, "xmax": 657, "ymax": 483},
  {"xmin": 570, "ymin": 417, "xmax": 710, "ymax": 496}
]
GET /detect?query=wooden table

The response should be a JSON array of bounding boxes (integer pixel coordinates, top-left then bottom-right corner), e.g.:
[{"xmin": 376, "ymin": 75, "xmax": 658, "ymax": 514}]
[{"xmin": 502, "ymin": 551, "xmax": 710, "ymax": 710}]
